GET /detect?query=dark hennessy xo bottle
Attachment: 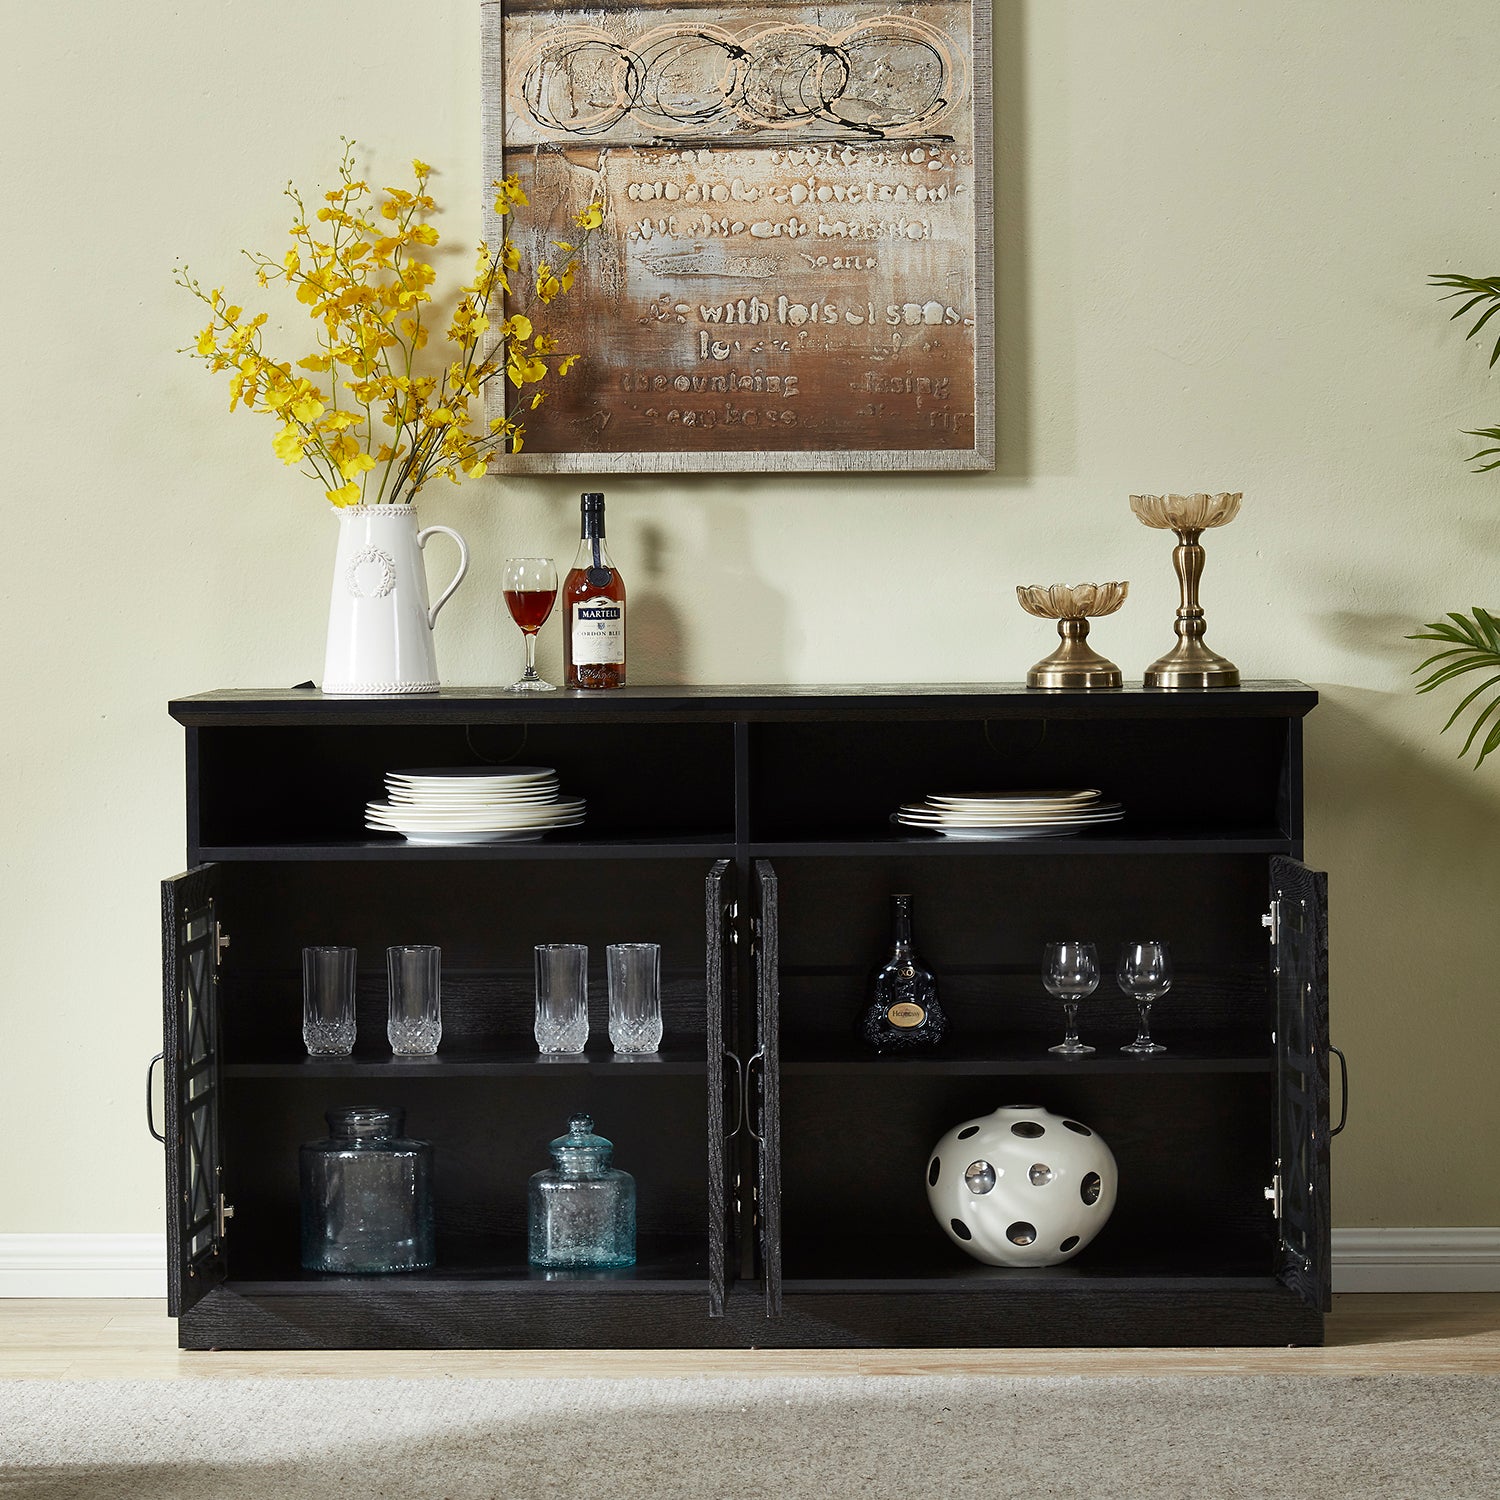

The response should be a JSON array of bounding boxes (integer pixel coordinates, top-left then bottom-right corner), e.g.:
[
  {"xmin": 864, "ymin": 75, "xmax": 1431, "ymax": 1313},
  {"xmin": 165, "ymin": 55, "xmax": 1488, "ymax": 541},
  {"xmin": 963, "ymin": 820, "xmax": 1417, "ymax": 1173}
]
[
  {"xmin": 563, "ymin": 492, "xmax": 626, "ymax": 689},
  {"xmin": 858, "ymin": 894, "xmax": 948, "ymax": 1053}
]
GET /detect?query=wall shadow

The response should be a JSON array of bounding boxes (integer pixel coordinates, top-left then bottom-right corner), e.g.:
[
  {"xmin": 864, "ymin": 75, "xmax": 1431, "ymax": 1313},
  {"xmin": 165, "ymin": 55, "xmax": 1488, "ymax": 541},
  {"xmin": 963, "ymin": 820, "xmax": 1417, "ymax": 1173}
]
[
  {"xmin": 991, "ymin": 0, "xmax": 1031, "ymax": 479},
  {"xmin": 1304, "ymin": 683, "xmax": 1500, "ymax": 1224}
]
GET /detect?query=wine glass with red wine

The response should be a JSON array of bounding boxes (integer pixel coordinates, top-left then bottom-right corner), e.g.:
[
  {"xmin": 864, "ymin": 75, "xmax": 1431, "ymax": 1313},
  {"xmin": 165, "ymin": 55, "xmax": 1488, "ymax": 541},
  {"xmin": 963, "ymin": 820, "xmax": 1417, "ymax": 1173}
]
[{"xmin": 503, "ymin": 557, "xmax": 559, "ymax": 692}]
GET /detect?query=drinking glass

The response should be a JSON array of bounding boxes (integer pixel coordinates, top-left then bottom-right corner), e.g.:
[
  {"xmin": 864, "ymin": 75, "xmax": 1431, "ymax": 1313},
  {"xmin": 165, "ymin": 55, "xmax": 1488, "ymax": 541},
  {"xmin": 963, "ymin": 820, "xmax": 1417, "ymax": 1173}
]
[
  {"xmin": 535, "ymin": 944, "xmax": 589, "ymax": 1055},
  {"xmin": 1118, "ymin": 940, "xmax": 1172, "ymax": 1054},
  {"xmin": 1043, "ymin": 940, "xmax": 1099, "ymax": 1055},
  {"xmin": 387, "ymin": 944, "xmax": 442, "ymax": 1056},
  {"xmin": 302, "ymin": 946, "xmax": 357, "ymax": 1056},
  {"xmin": 607, "ymin": 943, "xmax": 662, "ymax": 1053},
  {"xmin": 504, "ymin": 557, "xmax": 559, "ymax": 692}
]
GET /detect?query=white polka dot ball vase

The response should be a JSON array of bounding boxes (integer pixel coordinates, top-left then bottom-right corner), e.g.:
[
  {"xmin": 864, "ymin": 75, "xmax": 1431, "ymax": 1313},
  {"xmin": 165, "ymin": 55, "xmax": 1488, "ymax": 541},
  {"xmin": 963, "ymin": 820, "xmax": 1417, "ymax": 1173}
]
[{"xmin": 926, "ymin": 1104, "xmax": 1118, "ymax": 1266}]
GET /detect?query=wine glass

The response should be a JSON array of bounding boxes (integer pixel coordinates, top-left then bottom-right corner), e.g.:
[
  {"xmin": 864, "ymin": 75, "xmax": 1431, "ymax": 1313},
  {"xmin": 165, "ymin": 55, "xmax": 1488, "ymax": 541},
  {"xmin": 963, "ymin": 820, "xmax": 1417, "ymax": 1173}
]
[
  {"xmin": 1043, "ymin": 941, "xmax": 1099, "ymax": 1055},
  {"xmin": 1118, "ymin": 940, "xmax": 1171, "ymax": 1054},
  {"xmin": 503, "ymin": 557, "xmax": 558, "ymax": 692}
]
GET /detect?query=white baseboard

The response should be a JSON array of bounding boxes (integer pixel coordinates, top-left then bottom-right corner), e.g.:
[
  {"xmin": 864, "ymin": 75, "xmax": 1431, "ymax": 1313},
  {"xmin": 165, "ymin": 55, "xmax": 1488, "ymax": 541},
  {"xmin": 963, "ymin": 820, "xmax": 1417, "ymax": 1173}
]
[
  {"xmin": 0, "ymin": 1230, "xmax": 1495, "ymax": 1298},
  {"xmin": 0, "ymin": 1235, "xmax": 167, "ymax": 1298},
  {"xmin": 1332, "ymin": 1228, "xmax": 1500, "ymax": 1292}
]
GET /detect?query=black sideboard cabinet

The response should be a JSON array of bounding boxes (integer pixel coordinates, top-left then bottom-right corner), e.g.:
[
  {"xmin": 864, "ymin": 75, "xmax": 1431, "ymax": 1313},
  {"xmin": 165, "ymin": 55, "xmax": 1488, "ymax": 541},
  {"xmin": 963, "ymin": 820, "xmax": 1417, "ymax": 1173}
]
[{"xmin": 154, "ymin": 683, "xmax": 1333, "ymax": 1349}]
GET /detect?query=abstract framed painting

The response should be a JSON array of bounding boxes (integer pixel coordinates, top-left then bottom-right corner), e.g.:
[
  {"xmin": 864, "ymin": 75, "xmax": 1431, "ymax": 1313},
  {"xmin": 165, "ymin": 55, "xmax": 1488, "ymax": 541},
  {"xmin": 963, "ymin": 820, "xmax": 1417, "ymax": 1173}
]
[{"xmin": 481, "ymin": 0, "xmax": 994, "ymax": 473}]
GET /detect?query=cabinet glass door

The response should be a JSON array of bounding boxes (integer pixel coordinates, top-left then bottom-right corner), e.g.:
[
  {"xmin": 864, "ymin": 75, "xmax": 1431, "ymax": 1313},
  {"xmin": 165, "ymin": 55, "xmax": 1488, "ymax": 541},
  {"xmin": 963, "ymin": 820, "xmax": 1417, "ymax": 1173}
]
[
  {"xmin": 752, "ymin": 860, "xmax": 782, "ymax": 1317},
  {"xmin": 161, "ymin": 866, "xmax": 227, "ymax": 1315},
  {"xmin": 1270, "ymin": 855, "xmax": 1331, "ymax": 1312},
  {"xmin": 706, "ymin": 859, "xmax": 739, "ymax": 1317}
]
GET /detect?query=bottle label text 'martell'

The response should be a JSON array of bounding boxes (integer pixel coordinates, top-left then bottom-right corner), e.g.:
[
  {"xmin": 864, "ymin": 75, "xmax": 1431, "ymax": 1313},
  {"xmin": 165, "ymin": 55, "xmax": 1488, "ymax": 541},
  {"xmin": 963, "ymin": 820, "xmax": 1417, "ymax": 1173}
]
[{"xmin": 572, "ymin": 601, "xmax": 625, "ymax": 665}]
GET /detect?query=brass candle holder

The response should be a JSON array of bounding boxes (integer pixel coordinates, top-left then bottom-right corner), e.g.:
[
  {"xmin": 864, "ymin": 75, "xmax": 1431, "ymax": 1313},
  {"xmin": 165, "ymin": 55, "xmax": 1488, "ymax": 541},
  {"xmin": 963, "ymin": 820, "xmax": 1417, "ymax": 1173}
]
[
  {"xmin": 1016, "ymin": 582, "xmax": 1129, "ymax": 689},
  {"xmin": 1129, "ymin": 492, "xmax": 1242, "ymax": 689}
]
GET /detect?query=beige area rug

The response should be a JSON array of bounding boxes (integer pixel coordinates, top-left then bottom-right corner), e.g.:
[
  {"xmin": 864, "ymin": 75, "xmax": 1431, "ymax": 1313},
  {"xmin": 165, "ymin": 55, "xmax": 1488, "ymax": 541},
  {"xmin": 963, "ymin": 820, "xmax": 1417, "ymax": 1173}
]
[{"xmin": 1, "ymin": 1375, "xmax": 1496, "ymax": 1499}]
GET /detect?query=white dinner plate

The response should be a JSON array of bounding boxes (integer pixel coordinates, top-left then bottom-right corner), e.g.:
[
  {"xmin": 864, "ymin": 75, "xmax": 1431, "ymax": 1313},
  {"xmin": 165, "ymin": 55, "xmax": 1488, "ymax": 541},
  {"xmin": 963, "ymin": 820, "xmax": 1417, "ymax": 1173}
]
[
  {"xmin": 892, "ymin": 814, "xmax": 1123, "ymax": 839},
  {"xmin": 366, "ymin": 819, "xmax": 587, "ymax": 835},
  {"xmin": 365, "ymin": 801, "xmax": 584, "ymax": 827},
  {"xmin": 388, "ymin": 766, "xmax": 558, "ymax": 783},
  {"xmin": 393, "ymin": 768, "xmax": 558, "ymax": 780},
  {"xmin": 926, "ymin": 790, "xmax": 1102, "ymax": 806},
  {"xmin": 369, "ymin": 804, "xmax": 585, "ymax": 816},
  {"xmin": 896, "ymin": 803, "xmax": 1122, "ymax": 824},
  {"xmin": 383, "ymin": 828, "xmax": 553, "ymax": 845},
  {"xmin": 385, "ymin": 787, "xmax": 561, "ymax": 806},
  {"xmin": 893, "ymin": 812, "xmax": 1123, "ymax": 834}
]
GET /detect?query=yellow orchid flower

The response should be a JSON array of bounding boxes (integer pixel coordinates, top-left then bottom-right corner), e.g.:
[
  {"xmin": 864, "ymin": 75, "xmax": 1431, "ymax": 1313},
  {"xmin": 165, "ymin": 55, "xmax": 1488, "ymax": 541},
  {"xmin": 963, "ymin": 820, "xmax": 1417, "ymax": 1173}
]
[
  {"xmin": 272, "ymin": 423, "xmax": 306, "ymax": 464},
  {"xmin": 179, "ymin": 144, "xmax": 601, "ymax": 492}
]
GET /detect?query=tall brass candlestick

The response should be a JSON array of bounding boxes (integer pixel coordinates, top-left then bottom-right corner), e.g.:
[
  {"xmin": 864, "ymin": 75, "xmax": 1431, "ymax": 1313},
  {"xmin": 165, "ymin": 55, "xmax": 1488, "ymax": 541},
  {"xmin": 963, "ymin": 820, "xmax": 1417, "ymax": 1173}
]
[{"xmin": 1129, "ymin": 492, "xmax": 1242, "ymax": 689}]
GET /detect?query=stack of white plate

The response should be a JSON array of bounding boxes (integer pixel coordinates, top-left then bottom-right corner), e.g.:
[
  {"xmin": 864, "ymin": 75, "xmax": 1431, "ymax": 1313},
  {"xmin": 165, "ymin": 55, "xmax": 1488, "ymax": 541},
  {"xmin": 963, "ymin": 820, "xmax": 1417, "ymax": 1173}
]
[
  {"xmin": 366, "ymin": 767, "xmax": 585, "ymax": 845},
  {"xmin": 892, "ymin": 790, "xmax": 1124, "ymax": 840}
]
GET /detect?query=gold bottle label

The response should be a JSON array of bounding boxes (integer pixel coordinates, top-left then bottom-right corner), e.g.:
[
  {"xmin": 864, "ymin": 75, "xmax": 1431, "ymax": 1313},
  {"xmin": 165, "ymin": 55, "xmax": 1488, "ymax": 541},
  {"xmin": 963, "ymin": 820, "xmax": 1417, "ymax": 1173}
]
[{"xmin": 887, "ymin": 1002, "xmax": 926, "ymax": 1028}]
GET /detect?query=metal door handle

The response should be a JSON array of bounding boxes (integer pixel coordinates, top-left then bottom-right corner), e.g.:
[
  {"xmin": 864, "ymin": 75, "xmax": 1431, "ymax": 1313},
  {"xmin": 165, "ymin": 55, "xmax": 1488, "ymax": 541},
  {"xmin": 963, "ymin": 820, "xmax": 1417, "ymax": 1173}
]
[
  {"xmin": 745, "ymin": 1051, "xmax": 765, "ymax": 1142},
  {"xmin": 145, "ymin": 1052, "xmax": 166, "ymax": 1143},
  {"xmin": 1330, "ymin": 1045, "xmax": 1349, "ymax": 1136},
  {"xmin": 724, "ymin": 1050, "xmax": 745, "ymax": 1138}
]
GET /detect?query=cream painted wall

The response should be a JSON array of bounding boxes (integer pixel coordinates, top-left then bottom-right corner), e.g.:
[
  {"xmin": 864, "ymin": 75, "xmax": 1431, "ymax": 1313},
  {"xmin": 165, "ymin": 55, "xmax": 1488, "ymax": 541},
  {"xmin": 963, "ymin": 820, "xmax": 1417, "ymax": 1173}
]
[{"xmin": 2, "ymin": 0, "xmax": 1497, "ymax": 1235}]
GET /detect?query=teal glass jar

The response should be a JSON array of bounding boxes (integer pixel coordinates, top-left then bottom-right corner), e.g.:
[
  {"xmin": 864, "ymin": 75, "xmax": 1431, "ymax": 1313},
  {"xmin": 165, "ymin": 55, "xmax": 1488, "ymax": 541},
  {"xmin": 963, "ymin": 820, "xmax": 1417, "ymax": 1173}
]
[
  {"xmin": 299, "ymin": 1106, "xmax": 435, "ymax": 1273},
  {"xmin": 527, "ymin": 1113, "xmax": 636, "ymax": 1269}
]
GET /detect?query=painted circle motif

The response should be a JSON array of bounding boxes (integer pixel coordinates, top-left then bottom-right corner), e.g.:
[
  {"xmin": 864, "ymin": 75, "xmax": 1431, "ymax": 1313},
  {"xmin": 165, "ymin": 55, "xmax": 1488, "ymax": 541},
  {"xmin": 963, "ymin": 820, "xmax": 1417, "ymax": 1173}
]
[
  {"xmin": 516, "ymin": 27, "xmax": 640, "ymax": 138},
  {"xmin": 346, "ymin": 545, "xmax": 397, "ymax": 600},
  {"xmin": 829, "ymin": 17, "xmax": 965, "ymax": 135},
  {"xmin": 510, "ymin": 18, "xmax": 964, "ymax": 140},
  {"xmin": 631, "ymin": 26, "xmax": 745, "ymax": 135},
  {"xmin": 734, "ymin": 26, "xmax": 852, "ymax": 129}
]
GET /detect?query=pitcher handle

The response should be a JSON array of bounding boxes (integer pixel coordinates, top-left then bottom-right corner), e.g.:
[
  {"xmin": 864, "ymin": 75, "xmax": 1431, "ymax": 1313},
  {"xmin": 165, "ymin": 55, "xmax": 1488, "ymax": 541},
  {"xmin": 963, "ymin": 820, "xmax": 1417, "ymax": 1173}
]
[{"xmin": 417, "ymin": 525, "xmax": 469, "ymax": 629}]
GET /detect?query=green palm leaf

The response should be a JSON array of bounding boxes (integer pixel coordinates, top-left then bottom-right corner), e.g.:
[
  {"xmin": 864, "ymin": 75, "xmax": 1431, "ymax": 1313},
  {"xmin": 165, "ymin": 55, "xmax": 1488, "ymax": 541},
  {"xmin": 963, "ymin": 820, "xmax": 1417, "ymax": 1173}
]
[
  {"xmin": 1432, "ymin": 273, "xmax": 1500, "ymax": 366},
  {"xmin": 1409, "ymin": 609, "xmax": 1500, "ymax": 766}
]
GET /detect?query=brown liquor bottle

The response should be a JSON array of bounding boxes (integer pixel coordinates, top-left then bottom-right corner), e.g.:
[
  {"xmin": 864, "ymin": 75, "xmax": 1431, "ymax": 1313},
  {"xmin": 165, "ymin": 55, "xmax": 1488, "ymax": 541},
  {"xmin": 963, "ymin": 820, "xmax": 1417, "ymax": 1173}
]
[{"xmin": 563, "ymin": 493, "xmax": 626, "ymax": 689}]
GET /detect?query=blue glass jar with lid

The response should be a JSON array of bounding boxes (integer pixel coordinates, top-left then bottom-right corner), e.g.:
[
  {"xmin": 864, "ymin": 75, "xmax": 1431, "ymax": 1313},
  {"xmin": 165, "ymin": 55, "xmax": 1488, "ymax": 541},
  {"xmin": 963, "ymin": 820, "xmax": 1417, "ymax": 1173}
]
[
  {"xmin": 528, "ymin": 1113, "xmax": 636, "ymax": 1269},
  {"xmin": 299, "ymin": 1105, "xmax": 435, "ymax": 1273}
]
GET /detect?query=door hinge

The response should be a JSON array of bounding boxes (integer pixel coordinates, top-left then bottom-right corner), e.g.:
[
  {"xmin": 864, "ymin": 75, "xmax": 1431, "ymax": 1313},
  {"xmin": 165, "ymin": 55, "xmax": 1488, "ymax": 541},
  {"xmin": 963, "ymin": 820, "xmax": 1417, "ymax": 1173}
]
[
  {"xmin": 727, "ymin": 901, "xmax": 739, "ymax": 945},
  {"xmin": 214, "ymin": 921, "xmax": 232, "ymax": 969},
  {"xmin": 1261, "ymin": 900, "xmax": 1281, "ymax": 947}
]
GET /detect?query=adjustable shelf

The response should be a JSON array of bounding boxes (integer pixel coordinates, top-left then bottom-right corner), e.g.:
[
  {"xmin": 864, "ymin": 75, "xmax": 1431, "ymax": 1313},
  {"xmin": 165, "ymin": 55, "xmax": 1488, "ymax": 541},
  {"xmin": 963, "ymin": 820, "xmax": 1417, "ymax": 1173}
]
[
  {"xmin": 225, "ymin": 1045, "xmax": 707, "ymax": 1079},
  {"xmin": 748, "ymin": 832, "xmax": 1296, "ymax": 858},
  {"xmin": 198, "ymin": 837, "xmax": 737, "ymax": 863},
  {"xmin": 230, "ymin": 1235, "xmax": 710, "ymax": 1293},
  {"xmin": 780, "ymin": 1037, "xmax": 1272, "ymax": 1077}
]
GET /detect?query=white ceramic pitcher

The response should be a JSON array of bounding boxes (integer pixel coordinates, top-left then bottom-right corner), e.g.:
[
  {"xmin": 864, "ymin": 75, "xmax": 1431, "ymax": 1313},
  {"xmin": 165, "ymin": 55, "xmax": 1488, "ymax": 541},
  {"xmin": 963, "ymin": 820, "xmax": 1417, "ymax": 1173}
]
[{"xmin": 322, "ymin": 504, "xmax": 469, "ymax": 695}]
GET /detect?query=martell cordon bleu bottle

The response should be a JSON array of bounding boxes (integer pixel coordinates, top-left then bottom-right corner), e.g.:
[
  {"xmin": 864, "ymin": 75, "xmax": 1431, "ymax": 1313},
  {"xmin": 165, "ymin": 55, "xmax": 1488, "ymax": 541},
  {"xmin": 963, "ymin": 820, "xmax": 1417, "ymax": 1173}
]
[
  {"xmin": 858, "ymin": 894, "xmax": 949, "ymax": 1053},
  {"xmin": 563, "ymin": 492, "xmax": 626, "ymax": 689}
]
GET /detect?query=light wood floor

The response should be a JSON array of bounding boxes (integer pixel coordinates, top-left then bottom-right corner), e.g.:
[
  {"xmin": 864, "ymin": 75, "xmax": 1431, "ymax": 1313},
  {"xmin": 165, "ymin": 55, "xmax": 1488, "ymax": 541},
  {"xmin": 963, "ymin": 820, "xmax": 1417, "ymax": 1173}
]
[{"xmin": 0, "ymin": 1295, "xmax": 1497, "ymax": 1378}]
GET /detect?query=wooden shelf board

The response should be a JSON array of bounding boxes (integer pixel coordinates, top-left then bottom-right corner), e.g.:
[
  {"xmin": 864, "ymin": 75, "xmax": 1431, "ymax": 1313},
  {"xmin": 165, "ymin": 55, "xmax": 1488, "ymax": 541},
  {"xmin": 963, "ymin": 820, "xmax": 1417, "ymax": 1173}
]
[
  {"xmin": 196, "ymin": 837, "xmax": 737, "ymax": 862},
  {"xmin": 228, "ymin": 1236, "xmax": 709, "ymax": 1293},
  {"xmin": 225, "ymin": 1046, "xmax": 707, "ymax": 1079},
  {"xmin": 780, "ymin": 1037, "xmax": 1273, "ymax": 1076},
  {"xmin": 748, "ymin": 833, "xmax": 1296, "ymax": 857},
  {"xmin": 780, "ymin": 1238, "xmax": 1278, "ymax": 1288}
]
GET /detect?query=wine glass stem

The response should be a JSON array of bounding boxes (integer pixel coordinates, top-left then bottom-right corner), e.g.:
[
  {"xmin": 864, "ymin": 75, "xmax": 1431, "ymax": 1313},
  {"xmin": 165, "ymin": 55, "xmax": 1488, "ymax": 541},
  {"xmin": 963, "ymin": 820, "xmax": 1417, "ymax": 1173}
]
[
  {"xmin": 1062, "ymin": 1001, "xmax": 1080, "ymax": 1047},
  {"xmin": 1134, "ymin": 1000, "xmax": 1153, "ymax": 1048},
  {"xmin": 523, "ymin": 629, "xmax": 538, "ymax": 679}
]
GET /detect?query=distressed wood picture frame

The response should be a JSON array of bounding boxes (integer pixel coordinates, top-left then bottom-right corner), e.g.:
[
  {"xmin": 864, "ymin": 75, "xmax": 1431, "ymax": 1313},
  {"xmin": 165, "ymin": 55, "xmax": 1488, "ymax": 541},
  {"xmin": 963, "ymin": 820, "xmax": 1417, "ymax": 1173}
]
[{"xmin": 481, "ymin": 0, "xmax": 994, "ymax": 473}]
